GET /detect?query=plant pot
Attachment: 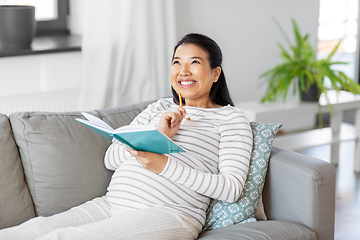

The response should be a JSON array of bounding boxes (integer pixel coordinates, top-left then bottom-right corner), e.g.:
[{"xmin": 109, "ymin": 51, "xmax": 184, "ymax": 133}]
[
  {"xmin": 0, "ymin": 5, "xmax": 36, "ymax": 51},
  {"xmin": 300, "ymin": 83, "xmax": 319, "ymax": 102}
]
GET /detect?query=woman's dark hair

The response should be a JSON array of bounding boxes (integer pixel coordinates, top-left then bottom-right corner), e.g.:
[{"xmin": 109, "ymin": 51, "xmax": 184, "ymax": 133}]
[{"xmin": 171, "ymin": 33, "xmax": 234, "ymax": 107}]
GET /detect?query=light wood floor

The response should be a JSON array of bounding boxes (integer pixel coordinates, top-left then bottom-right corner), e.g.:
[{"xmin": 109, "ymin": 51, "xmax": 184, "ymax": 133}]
[{"xmin": 298, "ymin": 137, "xmax": 360, "ymax": 240}]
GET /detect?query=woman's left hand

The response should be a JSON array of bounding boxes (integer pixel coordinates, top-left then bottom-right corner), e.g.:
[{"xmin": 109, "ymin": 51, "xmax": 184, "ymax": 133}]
[{"xmin": 126, "ymin": 148, "xmax": 168, "ymax": 174}]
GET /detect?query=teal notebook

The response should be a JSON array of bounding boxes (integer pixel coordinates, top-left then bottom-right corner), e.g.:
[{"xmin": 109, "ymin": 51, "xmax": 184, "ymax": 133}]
[{"xmin": 75, "ymin": 112, "xmax": 185, "ymax": 154}]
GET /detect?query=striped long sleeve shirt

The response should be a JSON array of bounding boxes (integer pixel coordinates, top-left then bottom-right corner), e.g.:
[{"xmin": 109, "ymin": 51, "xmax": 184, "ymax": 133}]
[{"xmin": 104, "ymin": 98, "xmax": 253, "ymax": 228}]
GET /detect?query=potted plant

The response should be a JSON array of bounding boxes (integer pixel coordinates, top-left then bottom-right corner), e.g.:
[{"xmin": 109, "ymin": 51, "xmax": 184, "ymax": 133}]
[
  {"xmin": 260, "ymin": 18, "xmax": 360, "ymax": 112},
  {"xmin": 0, "ymin": 4, "xmax": 36, "ymax": 51}
]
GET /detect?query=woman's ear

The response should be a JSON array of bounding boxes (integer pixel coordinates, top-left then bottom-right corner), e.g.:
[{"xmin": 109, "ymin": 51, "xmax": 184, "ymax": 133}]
[{"xmin": 213, "ymin": 67, "xmax": 221, "ymax": 82}]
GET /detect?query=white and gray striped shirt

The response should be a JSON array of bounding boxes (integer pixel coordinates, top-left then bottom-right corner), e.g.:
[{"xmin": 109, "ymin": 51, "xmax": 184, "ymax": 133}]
[{"xmin": 104, "ymin": 98, "xmax": 253, "ymax": 228}]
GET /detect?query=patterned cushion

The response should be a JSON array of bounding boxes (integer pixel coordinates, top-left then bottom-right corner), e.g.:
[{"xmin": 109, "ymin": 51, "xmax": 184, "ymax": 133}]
[{"xmin": 203, "ymin": 122, "xmax": 283, "ymax": 231}]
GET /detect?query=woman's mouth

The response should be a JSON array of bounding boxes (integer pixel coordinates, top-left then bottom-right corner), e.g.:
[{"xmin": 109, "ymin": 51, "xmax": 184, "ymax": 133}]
[{"xmin": 179, "ymin": 80, "xmax": 196, "ymax": 86}]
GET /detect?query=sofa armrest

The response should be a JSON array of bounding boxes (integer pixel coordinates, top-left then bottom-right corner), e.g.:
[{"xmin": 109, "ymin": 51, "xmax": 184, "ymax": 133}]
[{"xmin": 263, "ymin": 147, "xmax": 336, "ymax": 240}]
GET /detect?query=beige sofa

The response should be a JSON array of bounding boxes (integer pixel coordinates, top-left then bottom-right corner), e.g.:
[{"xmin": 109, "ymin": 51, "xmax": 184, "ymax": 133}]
[{"xmin": 0, "ymin": 99, "xmax": 336, "ymax": 239}]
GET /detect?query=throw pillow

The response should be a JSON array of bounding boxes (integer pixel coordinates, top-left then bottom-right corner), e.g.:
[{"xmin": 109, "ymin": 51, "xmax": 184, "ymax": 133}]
[
  {"xmin": 203, "ymin": 122, "xmax": 283, "ymax": 231},
  {"xmin": 8, "ymin": 101, "xmax": 151, "ymax": 217}
]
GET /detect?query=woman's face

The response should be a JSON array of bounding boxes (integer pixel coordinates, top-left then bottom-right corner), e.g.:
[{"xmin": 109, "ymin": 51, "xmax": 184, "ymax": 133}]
[{"xmin": 171, "ymin": 43, "xmax": 221, "ymax": 107}]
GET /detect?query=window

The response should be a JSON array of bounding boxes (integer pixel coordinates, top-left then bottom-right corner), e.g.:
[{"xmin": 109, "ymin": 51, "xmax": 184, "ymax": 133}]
[
  {"xmin": 318, "ymin": 0, "xmax": 358, "ymax": 54},
  {"xmin": 0, "ymin": 0, "xmax": 69, "ymax": 35},
  {"xmin": 318, "ymin": 0, "xmax": 359, "ymax": 82}
]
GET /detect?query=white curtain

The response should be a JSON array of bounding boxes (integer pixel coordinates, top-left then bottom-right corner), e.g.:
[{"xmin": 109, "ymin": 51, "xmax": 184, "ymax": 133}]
[{"xmin": 80, "ymin": 0, "xmax": 176, "ymax": 110}]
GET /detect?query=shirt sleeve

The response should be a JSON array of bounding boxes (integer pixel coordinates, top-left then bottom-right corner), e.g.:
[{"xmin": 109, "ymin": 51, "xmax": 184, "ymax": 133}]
[
  {"xmin": 159, "ymin": 109, "xmax": 253, "ymax": 203},
  {"xmin": 103, "ymin": 101, "xmax": 158, "ymax": 171}
]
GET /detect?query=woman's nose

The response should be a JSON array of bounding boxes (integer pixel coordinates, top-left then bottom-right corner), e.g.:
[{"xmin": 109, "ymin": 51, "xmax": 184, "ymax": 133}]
[{"xmin": 179, "ymin": 65, "xmax": 191, "ymax": 76}]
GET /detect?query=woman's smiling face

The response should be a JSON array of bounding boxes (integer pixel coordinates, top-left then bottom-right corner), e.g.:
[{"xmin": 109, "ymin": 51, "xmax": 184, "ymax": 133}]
[{"xmin": 171, "ymin": 43, "xmax": 221, "ymax": 108}]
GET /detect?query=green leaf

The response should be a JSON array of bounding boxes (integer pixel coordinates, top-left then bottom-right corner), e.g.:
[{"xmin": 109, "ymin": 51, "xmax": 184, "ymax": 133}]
[
  {"xmin": 278, "ymin": 42, "xmax": 293, "ymax": 62},
  {"xmin": 326, "ymin": 41, "xmax": 342, "ymax": 61}
]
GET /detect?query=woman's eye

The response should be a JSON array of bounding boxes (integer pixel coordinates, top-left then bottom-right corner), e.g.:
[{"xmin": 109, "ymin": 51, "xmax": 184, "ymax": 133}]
[
  {"xmin": 172, "ymin": 60, "xmax": 180, "ymax": 65},
  {"xmin": 192, "ymin": 60, "xmax": 200, "ymax": 64}
]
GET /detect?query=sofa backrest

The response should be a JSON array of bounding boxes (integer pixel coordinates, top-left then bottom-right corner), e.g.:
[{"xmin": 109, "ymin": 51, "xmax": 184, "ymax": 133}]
[
  {"xmin": 9, "ymin": 99, "xmax": 155, "ymax": 217},
  {"xmin": 0, "ymin": 114, "xmax": 35, "ymax": 229}
]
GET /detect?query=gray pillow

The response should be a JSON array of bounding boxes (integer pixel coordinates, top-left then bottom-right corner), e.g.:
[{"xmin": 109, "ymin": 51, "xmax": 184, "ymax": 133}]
[
  {"xmin": 0, "ymin": 114, "xmax": 35, "ymax": 228},
  {"xmin": 9, "ymin": 100, "xmax": 152, "ymax": 216}
]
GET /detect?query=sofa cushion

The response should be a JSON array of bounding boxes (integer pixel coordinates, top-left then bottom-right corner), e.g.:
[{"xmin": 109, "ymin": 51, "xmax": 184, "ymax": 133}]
[
  {"xmin": 0, "ymin": 114, "xmax": 35, "ymax": 229},
  {"xmin": 203, "ymin": 122, "xmax": 282, "ymax": 230},
  {"xmin": 198, "ymin": 220, "xmax": 316, "ymax": 240},
  {"xmin": 9, "ymin": 100, "xmax": 154, "ymax": 217}
]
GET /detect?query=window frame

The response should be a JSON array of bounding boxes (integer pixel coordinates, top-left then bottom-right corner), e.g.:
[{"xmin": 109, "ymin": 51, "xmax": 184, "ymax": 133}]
[{"xmin": 36, "ymin": 0, "xmax": 69, "ymax": 35}]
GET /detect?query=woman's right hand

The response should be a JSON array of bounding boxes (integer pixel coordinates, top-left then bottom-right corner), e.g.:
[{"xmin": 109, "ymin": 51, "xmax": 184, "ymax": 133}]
[{"xmin": 157, "ymin": 106, "xmax": 186, "ymax": 138}]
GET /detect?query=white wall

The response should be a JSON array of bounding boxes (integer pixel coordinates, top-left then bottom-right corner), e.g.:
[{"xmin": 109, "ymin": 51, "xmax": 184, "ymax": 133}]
[
  {"xmin": 174, "ymin": 0, "xmax": 320, "ymax": 103},
  {"xmin": 0, "ymin": 0, "xmax": 320, "ymax": 121},
  {"xmin": 0, "ymin": 52, "xmax": 82, "ymax": 114},
  {"xmin": 0, "ymin": 53, "xmax": 81, "ymax": 97}
]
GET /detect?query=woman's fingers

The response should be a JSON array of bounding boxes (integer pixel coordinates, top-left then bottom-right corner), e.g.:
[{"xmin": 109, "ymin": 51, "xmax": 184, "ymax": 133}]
[
  {"xmin": 125, "ymin": 148, "xmax": 168, "ymax": 174},
  {"xmin": 157, "ymin": 106, "xmax": 186, "ymax": 138},
  {"xmin": 177, "ymin": 106, "xmax": 187, "ymax": 118},
  {"xmin": 180, "ymin": 107, "xmax": 187, "ymax": 119},
  {"xmin": 171, "ymin": 107, "xmax": 186, "ymax": 126}
]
